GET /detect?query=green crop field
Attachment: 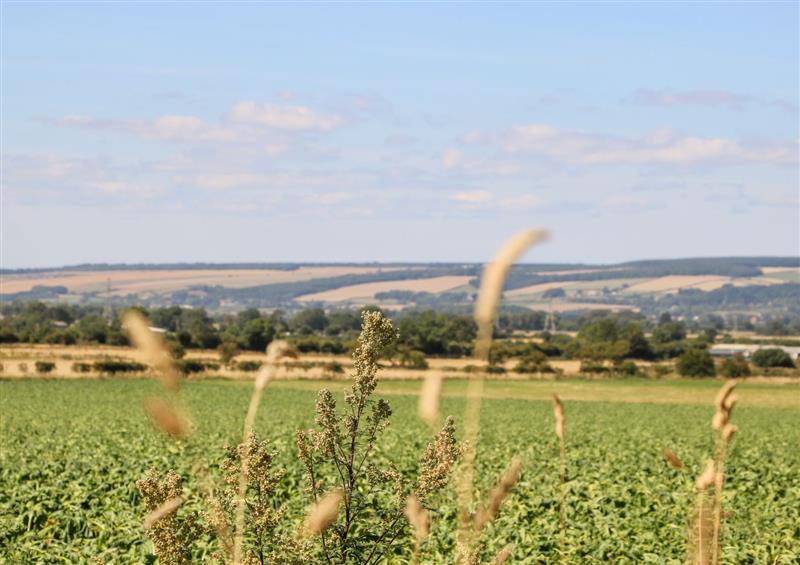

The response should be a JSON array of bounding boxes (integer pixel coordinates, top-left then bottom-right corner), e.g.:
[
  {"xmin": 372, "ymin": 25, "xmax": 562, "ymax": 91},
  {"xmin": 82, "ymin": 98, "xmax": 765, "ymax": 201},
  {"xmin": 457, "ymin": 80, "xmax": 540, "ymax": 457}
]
[{"xmin": 1, "ymin": 379, "xmax": 798, "ymax": 563}]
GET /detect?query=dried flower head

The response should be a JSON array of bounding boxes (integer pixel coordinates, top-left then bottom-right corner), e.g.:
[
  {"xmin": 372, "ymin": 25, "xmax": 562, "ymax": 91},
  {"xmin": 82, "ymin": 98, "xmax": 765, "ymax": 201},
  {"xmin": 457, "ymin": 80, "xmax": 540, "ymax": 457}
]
[
  {"xmin": 416, "ymin": 416, "xmax": 462, "ymax": 501},
  {"xmin": 136, "ymin": 469, "xmax": 199, "ymax": 565},
  {"xmin": 144, "ymin": 496, "xmax": 182, "ymax": 530}
]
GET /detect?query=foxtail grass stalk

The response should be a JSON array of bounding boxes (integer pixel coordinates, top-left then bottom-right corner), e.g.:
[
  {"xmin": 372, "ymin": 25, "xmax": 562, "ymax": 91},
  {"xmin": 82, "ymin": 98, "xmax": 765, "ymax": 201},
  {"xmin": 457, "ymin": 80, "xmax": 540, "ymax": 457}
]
[
  {"xmin": 456, "ymin": 229, "xmax": 548, "ymax": 563},
  {"xmin": 553, "ymin": 394, "xmax": 566, "ymax": 564},
  {"xmin": 232, "ymin": 340, "xmax": 293, "ymax": 565}
]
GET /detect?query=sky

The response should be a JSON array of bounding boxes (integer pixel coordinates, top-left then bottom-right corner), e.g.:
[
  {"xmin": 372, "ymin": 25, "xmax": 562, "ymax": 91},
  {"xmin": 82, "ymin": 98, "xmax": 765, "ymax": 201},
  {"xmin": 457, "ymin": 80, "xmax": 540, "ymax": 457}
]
[{"xmin": 2, "ymin": 2, "xmax": 799, "ymax": 268}]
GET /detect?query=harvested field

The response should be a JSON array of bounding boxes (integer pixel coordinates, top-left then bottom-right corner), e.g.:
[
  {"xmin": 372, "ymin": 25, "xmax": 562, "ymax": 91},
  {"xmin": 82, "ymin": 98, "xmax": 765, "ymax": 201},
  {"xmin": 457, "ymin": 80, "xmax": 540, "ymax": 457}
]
[
  {"xmin": 760, "ymin": 266, "xmax": 800, "ymax": 274},
  {"xmin": 0, "ymin": 266, "xmax": 402, "ymax": 296},
  {"xmin": 504, "ymin": 281, "xmax": 573, "ymax": 297},
  {"xmin": 622, "ymin": 275, "xmax": 785, "ymax": 294},
  {"xmin": 294, "ymin": 275, "xmax": 472, "ymax": 302}
]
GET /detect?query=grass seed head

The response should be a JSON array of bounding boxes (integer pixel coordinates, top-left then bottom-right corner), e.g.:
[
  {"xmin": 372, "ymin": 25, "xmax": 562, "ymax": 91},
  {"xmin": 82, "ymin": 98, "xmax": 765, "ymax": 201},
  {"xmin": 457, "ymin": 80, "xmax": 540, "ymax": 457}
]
[
  {"xmin": 553, "ymin": 394, "xmax": 565, "ymax": 441},
  {"xmin": 145, "ymin": 397, "xmax": 189, "ymax": 438},
  {"xmin": 123, "ymin": 310, "xmax": 180, "ymax": 392},
  {"xmin": 722, "ymin": 423, "xmax": 738, "ymax": 443},
  {"xmin": 475, "ymin": 458, "xmax": 523, "ymax": 531},
  {"xmin": 303, "ymin": 488, "xmax": 343, "ymax": 536},
  {"xmin": 493, "ymin": 544, "xmax": 514, "ymax": 564},
  {"xmin": 404, "ymin": 495, "xmax": 430, "ymax": 545},
  {"xmin": 418, "ymin": 372, "xmax": 443, "ymax": 427},
  {"xmin": 143, "ymin": 496, "xmax": 183, "ymax": 529},
  {"xmin": 663, "ymin": 448, "xmax": 684, "ymax": 469},
  {"xmin": 696, "ymin": 460, "xmax": 715, "ymax": 491},
  {"xmin": 474, "ymin": 229, "xmax": 549, "ymax": 359}
]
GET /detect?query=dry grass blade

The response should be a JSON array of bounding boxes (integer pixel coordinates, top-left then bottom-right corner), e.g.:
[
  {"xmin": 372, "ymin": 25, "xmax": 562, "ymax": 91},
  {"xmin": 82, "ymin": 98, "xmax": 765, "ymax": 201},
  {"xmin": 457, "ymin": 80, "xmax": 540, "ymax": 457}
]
[
  {"xmin": 143, "ymin": 496, "xmax": 182, "ymax": 529},
  {"xmin": 493, "ymin": 544, "xmax": 514, "ymax": 564},
  {"xmin": 475, "ymin": 458, "xmax": 522, "ymax": 531},
  {"xmin": 123, "ymin": 310, "xmax": 180, "ymax": 392},
  {"xmin": 663, "ymin": 448, "xmax": 684, "ymax": 469},
  {"xmin": 553, "ymin": 394, "xmax": 567, "ymax": 564},
  {"xmin": 233, "ymin": 339, "xmax": 295, "ymax": 564},
  {"xmin": 696, "ymin": 459, "xmax": 715, "ymax": 491},
  {"xmin": 457, "ymin": 229, "xmax": 548, "ymax": 563},
  {"xmin": 418, "ymin": 372, "xmax": 443, "ymax": 427},
  {"xmin": 303, "ymin": 488, "xmax": 343, "ymax": 536},
  {"xmin": 690, "ymin": 460, "xmax": 717, "ymax": 565},
  {"xmin": 145, "ymin": 397, "xmax": 189, "ymax": 438},
  {"xmin": 553, "ymin": 394, "xmax": 565, "ymax": 441},
  {"xmin": 405, "ymin": 494, "xmax": 429, "ymax": 562},
  {"xmin": 473, "ymin": 229, "xmax": 549, "ymax": 359}
]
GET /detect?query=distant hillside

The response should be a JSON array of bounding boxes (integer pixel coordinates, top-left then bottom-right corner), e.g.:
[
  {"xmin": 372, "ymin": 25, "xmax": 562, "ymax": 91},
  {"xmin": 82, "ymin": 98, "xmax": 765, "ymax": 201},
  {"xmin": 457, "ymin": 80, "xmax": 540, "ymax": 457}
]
[{"xmin": 2, "ymin": 257, "xmax": 798, "ymax": 319}]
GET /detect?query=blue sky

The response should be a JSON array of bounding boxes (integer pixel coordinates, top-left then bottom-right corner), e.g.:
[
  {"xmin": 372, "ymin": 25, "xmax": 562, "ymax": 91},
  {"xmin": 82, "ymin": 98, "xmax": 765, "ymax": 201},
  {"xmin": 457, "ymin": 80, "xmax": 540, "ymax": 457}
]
[{"xmin": 2, "ymin": 2, "xmax": 798, "ymax": 268}]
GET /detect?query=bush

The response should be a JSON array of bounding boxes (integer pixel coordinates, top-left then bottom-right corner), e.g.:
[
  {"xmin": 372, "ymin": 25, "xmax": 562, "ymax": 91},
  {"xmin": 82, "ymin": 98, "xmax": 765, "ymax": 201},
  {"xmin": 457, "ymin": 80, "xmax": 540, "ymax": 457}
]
[
  {"xmin": 236, "ymin": 360, "xmax": 263, "ymax": 372},
  {"xmin": 676, "ymin": 348, "xmax": 715, "ymax": 377},
  {"xmin": 515, "ymin": 350, "xmax": 553, "ymax": 374},
  {"xmin": 93, "ymin": 360, "xmax": 148, "ymax": 374},
  {"xmin": 580, "ymin": 361, "xmax": 608, "ymax": 374},
  {"xmin": 398, "ymin": 349, "xmax": 429, "ymax": 370},
  {"xmin": 720, "ymin": 354, "xmax": 750, "ymax": 378},
  {"xmin": 177, "ymin": 359, "xmax": 219, "ymax": 375},
  {"xmin": 18, "ymin": 363, "xmax": 28, "ymax": 373},
  {"xmin": 650, "ymin": 364, "xmax": 672, "ymax": 379},
  {"xmin": 34, "ymin": 361, "xmax": 56, "ymax": 374},
  {"xmin": 612, "ymin": 360, "xmax": 639, "ymax": 376},
  {"xmin": 751, "ymin": 348, "xmax": 795, "ymax": 369},
  {"xmin": 72, "ymin": 362, "xmax": 93, "ymax": 373},
  {"xmin": 485, "ymin": 364, "xmax": 506, "ymax": 374},
  {"xmin": 217, "ymin": 340, "xmax": 240, "ymax": 366},
  {"xmin": 323, "ymin": 360, "xmax": 345, "ymax": 377}
]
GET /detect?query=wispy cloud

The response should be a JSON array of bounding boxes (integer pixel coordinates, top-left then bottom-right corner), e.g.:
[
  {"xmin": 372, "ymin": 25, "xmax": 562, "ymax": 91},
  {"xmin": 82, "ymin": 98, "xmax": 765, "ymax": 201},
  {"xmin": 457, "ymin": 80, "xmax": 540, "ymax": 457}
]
[
  {"xmin": 228, "ymin": 101, "xmax": 344, "ymax": 130},
  {"xmin": 451, "ymin": 190, "xmax": 492, "ymax": 203},
  {"xmin": 50, "ymin": 100, "xmax": 345, "ymax": 147},
  {"xmin": 632, "ymin": 88, "xmax": 798, "ymax": 113},
  {"xmin": 466, "ymin": 123, "xmax": 797, "ymax": 166}
]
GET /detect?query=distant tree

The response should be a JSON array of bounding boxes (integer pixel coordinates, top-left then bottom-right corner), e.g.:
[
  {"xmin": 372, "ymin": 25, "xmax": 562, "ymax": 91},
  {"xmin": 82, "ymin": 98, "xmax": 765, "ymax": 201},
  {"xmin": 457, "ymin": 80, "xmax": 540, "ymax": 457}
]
[
  {"xmin": 325, "ymin": 311, "xmax": 362, "ymax": 336},
  {"xmin": 677, "ymin": 348, "xmax": 715, "ymax": 377},
  {"xmin": 720, "ymin": 354, "xmax": 750, "ymax": 378},
  {"xmin": 76, "ymin": 315, "xmax": 109, "ymax": 344},
  {"xmin": 289, "ymin": 308, "xmax": 328, "ymax": 335},
  {"xmin": 217, "ymin": 340, "xmax": 240, "ymax": 366},
  {"xmin": 751, "ymin": 348, "xmax": 795, "ymax": 368},
  {"xmin": 652, "ymin": 321, "xmax": 687, "ymax": 344},
  {"xmin": 239, "ymin": 318, "xmax": 277, "ymax": 351}
]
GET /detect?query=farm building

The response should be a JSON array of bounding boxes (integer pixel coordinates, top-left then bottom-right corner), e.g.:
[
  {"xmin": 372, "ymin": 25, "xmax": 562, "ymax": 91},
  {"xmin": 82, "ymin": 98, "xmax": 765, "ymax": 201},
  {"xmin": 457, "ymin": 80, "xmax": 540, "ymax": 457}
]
[{"xmin": 710, "ymin": 344, "xmax": 800, "ymax": 360}]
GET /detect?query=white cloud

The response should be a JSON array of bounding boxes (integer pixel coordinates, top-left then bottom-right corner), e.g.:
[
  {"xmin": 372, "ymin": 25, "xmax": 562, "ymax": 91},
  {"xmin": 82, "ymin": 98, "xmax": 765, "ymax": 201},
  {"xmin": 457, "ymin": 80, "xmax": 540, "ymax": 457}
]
[
  {"xmin": 229, "ymin": 101, "xmax": 343, "ymax": 130},
  {"xmin": 467, "ymin": 122, "xmax": 797, "ymax": 166},
  {"xmin": 451, "ymin": 190, "xmax": 493, "ymax": 203},
  {"xmin": 441, "ymin": 147, "xmax": 463, "ymax": 169},
  {"xmin": 632, "ymin": 88, "xmax": 798, "ymax": 113}
]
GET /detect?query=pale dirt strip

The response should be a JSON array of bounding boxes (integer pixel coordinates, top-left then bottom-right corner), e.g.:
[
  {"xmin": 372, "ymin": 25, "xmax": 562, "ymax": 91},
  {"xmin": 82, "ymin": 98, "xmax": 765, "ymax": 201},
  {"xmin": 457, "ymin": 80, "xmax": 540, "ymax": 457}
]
[
  {"xmin": 0, "ymin": 266, "xmax": 406, "ymax": 295},
  {"xmin": 295, "ymin": 275, "xmax": 473, "ymax": 303}
]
